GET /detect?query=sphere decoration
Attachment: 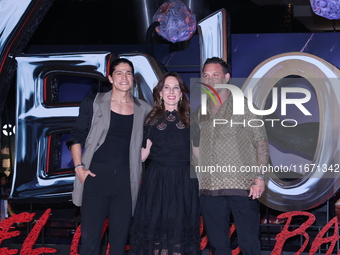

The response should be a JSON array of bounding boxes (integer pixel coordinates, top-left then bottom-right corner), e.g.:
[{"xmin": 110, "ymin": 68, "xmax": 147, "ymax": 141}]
[
  {"xmin": 310, "ymin": 0, "xmax": 340, "ymax": 20},
  {"xmin": 152, "ymin": 0, "xmax": 196, "ymax": 43}
]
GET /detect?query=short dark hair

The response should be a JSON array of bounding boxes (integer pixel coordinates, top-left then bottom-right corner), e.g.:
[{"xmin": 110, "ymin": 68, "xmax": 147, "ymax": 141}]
[
  {"xmin": 109, "ymin": 58, "xmax": 134, "ymax": 76},
  {"xmin": 203, "ymin": 57, "xmax": 229, "ymax": 74}
]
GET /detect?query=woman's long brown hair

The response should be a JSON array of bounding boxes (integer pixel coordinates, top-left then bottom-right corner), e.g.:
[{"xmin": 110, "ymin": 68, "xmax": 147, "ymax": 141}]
[{"xmin": 145, "ymin": 72, "xmax": 190, "ymax": 127}]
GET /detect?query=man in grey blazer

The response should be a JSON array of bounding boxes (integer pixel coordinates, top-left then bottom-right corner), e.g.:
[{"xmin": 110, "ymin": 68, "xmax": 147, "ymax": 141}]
[{"xmin": 68, "ymin": 58, "xmax": 151, "ymax": 255}]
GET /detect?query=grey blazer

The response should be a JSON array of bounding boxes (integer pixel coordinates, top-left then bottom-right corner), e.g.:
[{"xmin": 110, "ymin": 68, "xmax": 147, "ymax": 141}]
[{"xmin": 72, "ymin": 90, "xmax": 151, "ymax": 215}]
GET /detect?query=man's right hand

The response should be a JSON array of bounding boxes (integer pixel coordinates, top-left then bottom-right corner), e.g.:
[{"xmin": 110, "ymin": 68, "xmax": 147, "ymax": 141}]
[{"xmin": 75, "ymin": 166, "xmax": 96, "ymax": 185}]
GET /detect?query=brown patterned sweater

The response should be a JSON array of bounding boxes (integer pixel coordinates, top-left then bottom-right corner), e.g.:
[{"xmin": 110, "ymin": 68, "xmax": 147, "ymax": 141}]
[{"xmin": 195, "ymin": 94, "xmax": 267, "ymax": 196}]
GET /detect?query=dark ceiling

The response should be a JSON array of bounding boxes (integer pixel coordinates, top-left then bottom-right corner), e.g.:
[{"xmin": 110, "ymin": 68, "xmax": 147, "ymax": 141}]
[{"xmin": 28, "ymin": 0, "xmax": 311, "ymax": 46}]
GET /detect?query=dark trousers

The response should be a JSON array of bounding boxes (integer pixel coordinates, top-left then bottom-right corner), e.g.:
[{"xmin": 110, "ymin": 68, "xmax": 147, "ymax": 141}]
[
  {"xmin": 200, "ymin": 196, "xmax": 261, "ymax": 255},
  {"xmin": 80, "ymin": 165, "xmax": 132, "ymax": 255}
]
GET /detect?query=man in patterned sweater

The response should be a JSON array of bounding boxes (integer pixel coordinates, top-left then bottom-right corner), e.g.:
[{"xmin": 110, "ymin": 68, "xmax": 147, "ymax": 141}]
[{"xmin": 193, "ymin": 57, "xmax": 269, "ymax": 255}]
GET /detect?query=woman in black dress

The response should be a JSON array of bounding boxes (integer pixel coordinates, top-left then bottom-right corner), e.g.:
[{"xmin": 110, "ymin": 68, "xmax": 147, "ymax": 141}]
[{"xmin": 130, "ymin": 72, "xmax": 200, "ymax": 255}]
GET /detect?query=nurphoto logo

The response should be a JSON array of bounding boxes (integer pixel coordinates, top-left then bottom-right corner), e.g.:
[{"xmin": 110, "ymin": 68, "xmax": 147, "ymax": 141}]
[{"xmin": 199, "ymin": 83, "xmax": 312, "ymax": 128}]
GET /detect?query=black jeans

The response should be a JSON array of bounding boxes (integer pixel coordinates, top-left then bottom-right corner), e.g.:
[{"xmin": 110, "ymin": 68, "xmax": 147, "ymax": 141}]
[
  {"xmin": 80, "ymin": 164, "xmax": 132, "ymax": 255},
  {"xmin": 200, "ymin": 195, "xmax": 261, "ymax": 255}
]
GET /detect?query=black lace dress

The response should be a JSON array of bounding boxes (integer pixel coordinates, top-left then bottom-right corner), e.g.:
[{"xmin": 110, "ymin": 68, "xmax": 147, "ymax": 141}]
[{"xmin": 129, "ymin": 110, "xmax": 200, "ymax": 255}]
